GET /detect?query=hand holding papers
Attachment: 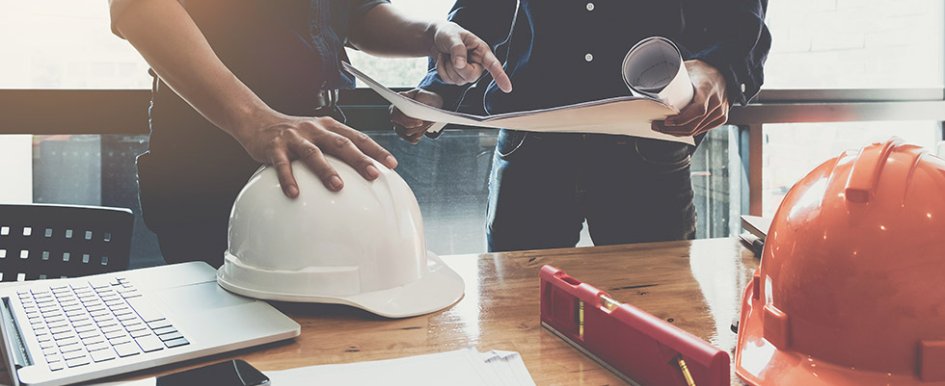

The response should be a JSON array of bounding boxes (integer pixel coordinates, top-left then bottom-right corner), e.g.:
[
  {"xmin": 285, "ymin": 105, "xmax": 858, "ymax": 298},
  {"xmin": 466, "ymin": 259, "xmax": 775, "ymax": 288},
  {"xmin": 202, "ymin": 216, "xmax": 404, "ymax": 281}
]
[
  {"xmin": 346, "ymin": 36, "xmax": 696, "ymax": 145},
  {"xmin": 622, "ymin": 36, "xmax": 695, "ymax": 111}
]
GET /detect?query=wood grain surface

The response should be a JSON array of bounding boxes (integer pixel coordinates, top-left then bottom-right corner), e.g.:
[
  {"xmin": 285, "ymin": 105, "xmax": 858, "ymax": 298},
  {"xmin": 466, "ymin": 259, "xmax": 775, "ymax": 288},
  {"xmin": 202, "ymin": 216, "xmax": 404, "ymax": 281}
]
[{"xmin": 96, "ymin": 238, "xmax": 758, "ymax": 385}]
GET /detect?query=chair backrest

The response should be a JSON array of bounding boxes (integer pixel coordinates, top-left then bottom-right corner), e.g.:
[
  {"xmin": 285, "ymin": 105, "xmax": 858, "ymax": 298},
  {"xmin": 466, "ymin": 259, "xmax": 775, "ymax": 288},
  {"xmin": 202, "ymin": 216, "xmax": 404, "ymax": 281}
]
[{"xmin": 0, "ymin": 204, "xmax": 134, "ymax": 282}]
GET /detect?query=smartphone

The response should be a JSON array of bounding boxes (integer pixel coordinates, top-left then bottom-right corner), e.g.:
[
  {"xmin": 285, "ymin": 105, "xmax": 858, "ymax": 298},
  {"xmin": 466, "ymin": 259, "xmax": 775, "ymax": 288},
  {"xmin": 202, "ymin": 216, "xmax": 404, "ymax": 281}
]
[{"xmin": 156, "ymin": 360, "xmax": 269, "ymax": 386}]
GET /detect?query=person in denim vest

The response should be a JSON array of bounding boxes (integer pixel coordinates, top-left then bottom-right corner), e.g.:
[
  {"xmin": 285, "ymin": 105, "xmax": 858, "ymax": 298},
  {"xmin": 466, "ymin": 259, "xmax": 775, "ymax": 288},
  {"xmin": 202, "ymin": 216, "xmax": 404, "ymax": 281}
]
[
  {"xmin": 109, "ymin": 0, "xmax": 511, "ymax": 266},
  {"xmin": 391, "ymin": 0, "xmax": 771, "ymax": 251}
]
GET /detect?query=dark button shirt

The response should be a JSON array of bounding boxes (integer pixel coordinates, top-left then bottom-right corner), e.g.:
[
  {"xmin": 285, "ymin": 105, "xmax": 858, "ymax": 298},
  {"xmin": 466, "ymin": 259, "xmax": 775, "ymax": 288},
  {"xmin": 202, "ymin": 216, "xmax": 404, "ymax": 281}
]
[
  {"xmin": 148, "ymin": 0, "xmax": 387, "ymax": 162},
  {"xmin": 418, "ymin": 0, "xmax": 771, "ymax": 115},
  {"xmin": 153, "ymin": 0, "xmax": 386, "ymax": 114}
]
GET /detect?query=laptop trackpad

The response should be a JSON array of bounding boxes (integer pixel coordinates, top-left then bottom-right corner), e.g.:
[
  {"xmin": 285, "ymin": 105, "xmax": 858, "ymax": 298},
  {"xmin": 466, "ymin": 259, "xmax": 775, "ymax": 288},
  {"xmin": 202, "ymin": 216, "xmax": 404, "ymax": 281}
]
[{"xmin": 157, "ymin": 282, "xmax": 253, "ymax": 313}]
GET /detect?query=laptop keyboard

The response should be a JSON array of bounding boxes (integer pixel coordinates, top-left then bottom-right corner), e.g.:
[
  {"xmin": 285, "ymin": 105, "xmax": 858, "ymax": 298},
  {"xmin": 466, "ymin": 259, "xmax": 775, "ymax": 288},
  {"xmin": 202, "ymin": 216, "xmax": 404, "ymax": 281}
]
[{"xmin": 15, "ymin": 276, "xmax": 190, "ymax": 371}]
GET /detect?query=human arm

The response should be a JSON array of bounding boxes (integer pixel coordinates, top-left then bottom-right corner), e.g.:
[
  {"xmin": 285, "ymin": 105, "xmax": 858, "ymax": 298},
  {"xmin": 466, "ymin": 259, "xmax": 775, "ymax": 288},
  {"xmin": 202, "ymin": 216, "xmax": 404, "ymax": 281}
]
[
  {"xmin": 109, "ymin": 0, "xmax": 397, "ymax": 197},
  {"xmin": 390, "ymin": 0, "xmax": 519, "ymax": 142},
  {"xmin": 349, "ymin": 3, "xmax": 511, "ymax": 90},
  {"xmin": 657, "ymin": 0, "xmax": 772, "ymax": 137}
]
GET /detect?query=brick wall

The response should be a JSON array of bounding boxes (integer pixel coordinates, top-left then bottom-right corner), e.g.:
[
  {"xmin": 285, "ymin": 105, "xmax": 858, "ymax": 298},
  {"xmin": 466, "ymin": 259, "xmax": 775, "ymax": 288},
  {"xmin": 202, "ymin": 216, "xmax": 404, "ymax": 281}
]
[{"xmin": 766, "ymin": 0, "xmax": 943, "ymax": 88}]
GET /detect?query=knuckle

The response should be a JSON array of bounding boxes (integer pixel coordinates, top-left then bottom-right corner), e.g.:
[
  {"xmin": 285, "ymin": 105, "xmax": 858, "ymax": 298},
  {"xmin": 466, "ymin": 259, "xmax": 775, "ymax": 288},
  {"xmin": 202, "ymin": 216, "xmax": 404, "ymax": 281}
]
[
  {"xmin": 333, "ymin": 136, "xmax": 354, "ymax": 149},
  {"xmin": 297, "ymin": 120, "xmax": 318, "ymax": 131},
  {"xmin": 267, "ymin": 136, "xmax": 285, "ymax": 150},
  {"xmin": 353, "ymin": 132, "xmax": 372, "ymax": 145},
  {"xmin": 308, "ymin": 118, "xmax": 331, "ymax": 131},
  {"xmin": 299, "ymin": 144, "xmax": 323, "ymax": 160}
]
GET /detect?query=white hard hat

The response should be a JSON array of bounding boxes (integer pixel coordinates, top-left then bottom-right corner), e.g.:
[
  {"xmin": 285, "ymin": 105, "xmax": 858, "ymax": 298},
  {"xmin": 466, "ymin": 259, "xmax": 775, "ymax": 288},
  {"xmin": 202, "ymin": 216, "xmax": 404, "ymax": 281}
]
[{"xmin": 217, "ymin": 156, "xmax": 465, "ymax": 318}]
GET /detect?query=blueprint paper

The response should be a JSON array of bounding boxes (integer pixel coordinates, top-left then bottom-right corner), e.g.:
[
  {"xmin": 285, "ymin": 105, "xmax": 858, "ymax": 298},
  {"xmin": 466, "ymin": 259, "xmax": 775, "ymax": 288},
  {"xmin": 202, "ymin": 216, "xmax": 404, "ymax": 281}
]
[{"xmin": 344, "ymin": 36, "xmax": 696, "ymax": 146}]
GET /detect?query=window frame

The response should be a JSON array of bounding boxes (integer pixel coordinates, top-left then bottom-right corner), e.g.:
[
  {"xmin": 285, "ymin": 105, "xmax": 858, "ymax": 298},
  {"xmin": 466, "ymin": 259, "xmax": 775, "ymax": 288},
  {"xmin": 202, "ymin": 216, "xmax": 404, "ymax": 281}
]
[{"xmin": 4, "ymin": 87, "xmax": 945, "ymax": 135}]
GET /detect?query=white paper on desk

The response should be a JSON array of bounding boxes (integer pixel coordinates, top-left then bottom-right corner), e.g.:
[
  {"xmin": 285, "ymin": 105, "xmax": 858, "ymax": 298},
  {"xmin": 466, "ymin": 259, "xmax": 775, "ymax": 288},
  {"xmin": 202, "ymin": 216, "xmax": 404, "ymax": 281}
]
[
  {"xmin": 266, "ymin": 348, "xmax": 535, "ymax": 386},
  {"xmin": 481, "ymin": 350, "xmax": 536, "ymax": 386},
  {"xmin": 342, "ymin": 36, "xmax": 695, "ymax": 146}
]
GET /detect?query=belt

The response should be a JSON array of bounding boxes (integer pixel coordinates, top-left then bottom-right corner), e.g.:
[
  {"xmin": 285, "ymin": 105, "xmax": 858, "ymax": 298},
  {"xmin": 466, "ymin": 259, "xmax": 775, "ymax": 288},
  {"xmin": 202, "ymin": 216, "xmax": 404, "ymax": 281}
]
[
  {"xmin": 314, "ymin": 89, "xmax": 340, "ymax": 110},
  {"xmin": 313, "ymin": 89, "xmax": 346, "ymax": 123}
]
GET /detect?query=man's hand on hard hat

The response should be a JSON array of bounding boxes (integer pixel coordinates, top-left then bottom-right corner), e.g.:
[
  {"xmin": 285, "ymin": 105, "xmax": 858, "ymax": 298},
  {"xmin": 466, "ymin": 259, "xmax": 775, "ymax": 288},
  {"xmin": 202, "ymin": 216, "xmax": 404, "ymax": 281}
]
[
  {"xmin": 236, "ymin": 111, "xmax": 398, "ymax": 199},
  {"xmin": 234, "ymin": 22, "xmax": 513, "ymax": 198},
  {"xmin": 390, "ymin": 21, "xmax": 513, "ymax": 143},
  {"xmin": 653, "ymin": 60, "xmax": 730, "ymax": 138}
]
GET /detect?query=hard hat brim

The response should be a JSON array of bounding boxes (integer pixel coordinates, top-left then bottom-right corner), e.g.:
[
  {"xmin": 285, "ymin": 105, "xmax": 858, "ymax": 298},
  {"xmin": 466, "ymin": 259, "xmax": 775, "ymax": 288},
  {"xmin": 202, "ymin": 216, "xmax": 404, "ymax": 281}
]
[
  {"xmin": 735, "ymin": 278, "xmax": 944, "ymax": 386},
  {"xmin": 217, "ymin": 252, "xmax": 465, "ymax": 319}
]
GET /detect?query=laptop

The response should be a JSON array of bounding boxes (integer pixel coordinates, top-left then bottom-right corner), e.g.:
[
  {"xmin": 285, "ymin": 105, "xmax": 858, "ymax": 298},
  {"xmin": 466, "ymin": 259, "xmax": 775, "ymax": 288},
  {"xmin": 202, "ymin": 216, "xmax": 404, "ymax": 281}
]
[{"xmin": 0, "ymin": 262, "xmax": 300, "ymax": 386}]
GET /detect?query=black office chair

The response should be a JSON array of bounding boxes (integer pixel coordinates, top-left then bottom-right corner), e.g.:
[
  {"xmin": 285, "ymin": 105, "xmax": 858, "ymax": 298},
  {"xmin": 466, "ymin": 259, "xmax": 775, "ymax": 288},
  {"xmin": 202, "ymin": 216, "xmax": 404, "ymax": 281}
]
[{"xmin": 0, "ymin": 204, "xmax": 134, "ymax": 282}]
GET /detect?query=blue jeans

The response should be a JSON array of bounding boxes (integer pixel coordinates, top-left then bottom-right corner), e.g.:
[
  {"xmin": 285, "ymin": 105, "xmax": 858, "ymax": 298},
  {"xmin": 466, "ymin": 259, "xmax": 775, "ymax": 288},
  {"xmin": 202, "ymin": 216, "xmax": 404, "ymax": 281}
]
[{"xmin": 486, "ymin": 130, "xmax": 697, "ymax": 252}]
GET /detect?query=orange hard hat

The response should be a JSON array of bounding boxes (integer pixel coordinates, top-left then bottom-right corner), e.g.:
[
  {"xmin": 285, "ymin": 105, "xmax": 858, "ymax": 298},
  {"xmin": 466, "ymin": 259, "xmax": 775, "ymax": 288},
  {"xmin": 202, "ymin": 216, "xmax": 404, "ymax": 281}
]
[{"xmin": 735, "ymin": 138, "xmax": 945, "ymax": 385}]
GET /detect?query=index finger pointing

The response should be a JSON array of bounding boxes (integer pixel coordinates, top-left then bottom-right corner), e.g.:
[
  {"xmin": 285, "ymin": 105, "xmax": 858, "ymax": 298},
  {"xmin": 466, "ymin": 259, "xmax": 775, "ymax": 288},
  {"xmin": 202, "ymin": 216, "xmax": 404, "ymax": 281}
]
[{"xmin": 475, "ymin": 44, "xmax": 512, "ymax": 93}]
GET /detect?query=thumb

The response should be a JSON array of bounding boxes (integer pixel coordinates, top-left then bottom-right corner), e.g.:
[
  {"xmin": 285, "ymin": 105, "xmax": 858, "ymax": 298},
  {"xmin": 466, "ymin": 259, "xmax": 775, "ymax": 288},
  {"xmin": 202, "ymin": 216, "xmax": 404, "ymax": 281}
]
[
  {"xmin": 398, "ymin": 89, "xmax": 420, "ymax": 99},
  {"xmin": 413, "ymin": 90, "xmax": 444, "ymax": 108},
  {"xmin": 438, "ymin": 30, "xmax": 468, "ymax": 69}
]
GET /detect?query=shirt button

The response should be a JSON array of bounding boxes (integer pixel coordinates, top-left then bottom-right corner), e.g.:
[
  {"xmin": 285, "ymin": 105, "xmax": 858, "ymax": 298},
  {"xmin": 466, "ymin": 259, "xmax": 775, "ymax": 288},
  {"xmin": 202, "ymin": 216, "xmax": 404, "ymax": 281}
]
[
  {"xmin": 585, "ymin": 53, "xmax": 594, "ymax": 62},
  {"xmin": 586, "ymin": 3, "xmax": 595, "ymax": 11}
]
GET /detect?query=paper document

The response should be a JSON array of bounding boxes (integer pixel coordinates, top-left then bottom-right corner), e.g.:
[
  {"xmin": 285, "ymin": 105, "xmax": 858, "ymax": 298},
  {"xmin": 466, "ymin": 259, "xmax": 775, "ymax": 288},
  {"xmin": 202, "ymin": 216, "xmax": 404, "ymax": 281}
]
[
  {"xmin": 92, "ymin": 349, "xmax": 534, "ymax": 386},
  {"xmin": 741, "ymin": 215, "xmax": 772, "ymax": 239},
  {"xmin": 622, "ymin": 36, "xmax": 695, "ymax": 110},
  {"xmin": 344, "ymin": 36, "xmax": 695, "ymax": 145},
  {"xmin": 266, "ymin": 349, "xmax": 535, "ymax": 386}
]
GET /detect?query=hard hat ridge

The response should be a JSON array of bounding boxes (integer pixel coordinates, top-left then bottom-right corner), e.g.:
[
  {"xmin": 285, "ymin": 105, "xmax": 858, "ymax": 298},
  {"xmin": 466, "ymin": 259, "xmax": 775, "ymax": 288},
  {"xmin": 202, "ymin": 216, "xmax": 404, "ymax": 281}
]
[{"xmin": 736, "ymin": 138, "xmax": 945, "ymax": 385}]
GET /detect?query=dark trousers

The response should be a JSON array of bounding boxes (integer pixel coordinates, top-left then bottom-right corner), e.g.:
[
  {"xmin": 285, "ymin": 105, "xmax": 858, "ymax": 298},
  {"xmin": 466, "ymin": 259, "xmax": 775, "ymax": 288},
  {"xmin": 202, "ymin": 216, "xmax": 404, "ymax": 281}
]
[
  {"xmin": 136, "ymin": 148, "xmax": 259, "ymax": 268},
  {"xmin": 486, "ymin": 130, "xmax": 697, "ymax": 252}
]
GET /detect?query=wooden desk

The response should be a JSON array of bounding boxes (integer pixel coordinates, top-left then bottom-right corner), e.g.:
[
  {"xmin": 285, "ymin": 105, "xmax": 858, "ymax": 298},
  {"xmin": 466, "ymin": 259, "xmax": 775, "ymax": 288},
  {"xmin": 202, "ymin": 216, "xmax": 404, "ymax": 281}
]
[{"xmin": 119, "ymin": 238, "xmax": 758, "ymax": 385}]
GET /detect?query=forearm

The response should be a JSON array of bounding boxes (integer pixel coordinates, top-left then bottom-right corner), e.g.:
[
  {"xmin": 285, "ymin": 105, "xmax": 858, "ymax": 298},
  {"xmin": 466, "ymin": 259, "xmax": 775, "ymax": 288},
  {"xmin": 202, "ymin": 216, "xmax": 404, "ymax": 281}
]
[
  {"xmin": 681, "ymin": 0, "xmax": 770, "ymax": 105},
  {"xmin": 348, "ymin": 3, "xmax": 436, "ymax": 57},
  {"xmin": 111, "ymin": 0, "xmax": 276, "ymax": 140},
  {"xmin": 417, "ymin": 0, "xmax": 517, "ymax": 110}
]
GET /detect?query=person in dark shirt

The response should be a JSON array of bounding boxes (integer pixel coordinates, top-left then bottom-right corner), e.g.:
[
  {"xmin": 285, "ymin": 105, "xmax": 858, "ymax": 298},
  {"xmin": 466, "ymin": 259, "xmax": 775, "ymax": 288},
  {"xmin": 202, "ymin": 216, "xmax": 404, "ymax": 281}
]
[
  {"xmin": 391, "ymin": 0, "xmax": 771, "ymax": 251},
  {"xmin": 109, "ymin": 0, "xmax": 512, "ymax": 266}
]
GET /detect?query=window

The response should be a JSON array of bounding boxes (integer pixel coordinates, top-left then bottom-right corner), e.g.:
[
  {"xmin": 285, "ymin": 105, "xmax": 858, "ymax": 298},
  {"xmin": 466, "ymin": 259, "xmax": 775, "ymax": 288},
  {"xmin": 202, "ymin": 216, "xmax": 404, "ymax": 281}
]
[
  {"xmin": 760, "ymin": 0, "xmax": 945, "ymax": 219},
  {"xmin": 0, "ymin": 2, "xmax": 150, "ymax": 89},
  {"xmin": 346, "ymin": 0, "xmax": 456, "ymax": 87},
  {"xmin": 32, "ymin": 135, "xmax": 161, "ymax": 268},
  {"xmin": 762, "ymin": 122, "xmax": 942, "ymax": 217},
  {"xmin": 0, "ymin": 1, "xmax": 150, "ymax": 214},
  {"xmin": 0, "ymin": 136, "xmax": 31, "ymax": 203},
  {"xmin": 765, "ymin": 0, "xmax": 944, "ymax": 89},
  {"xmin": 0, "ymin": 0, "xmax": 453, "ymax": 89}
]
